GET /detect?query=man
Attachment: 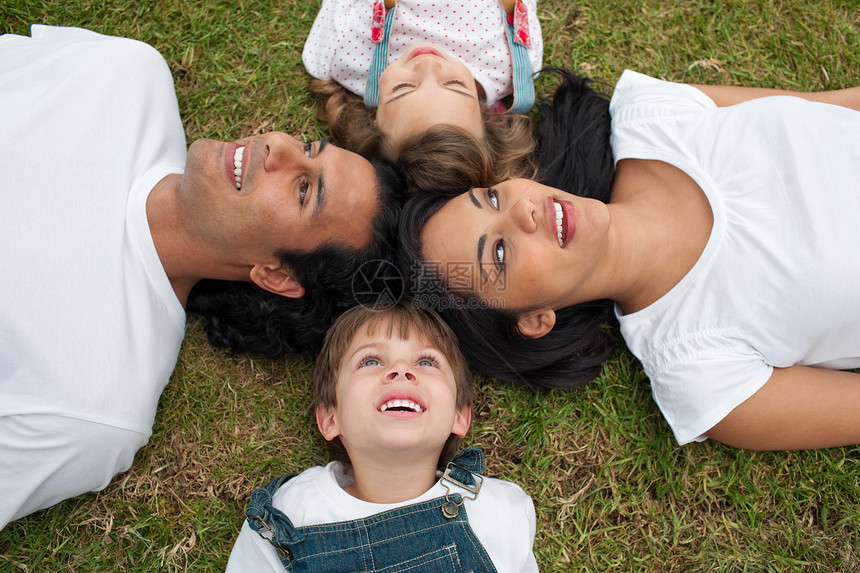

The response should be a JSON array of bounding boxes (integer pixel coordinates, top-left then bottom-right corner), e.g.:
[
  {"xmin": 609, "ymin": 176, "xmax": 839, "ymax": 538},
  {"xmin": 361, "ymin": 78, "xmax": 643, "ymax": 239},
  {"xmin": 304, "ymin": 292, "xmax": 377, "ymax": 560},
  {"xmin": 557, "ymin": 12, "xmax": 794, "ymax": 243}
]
[{"xmin": 0, "ymin": 25, "xmax": 402, "ymax": 528}]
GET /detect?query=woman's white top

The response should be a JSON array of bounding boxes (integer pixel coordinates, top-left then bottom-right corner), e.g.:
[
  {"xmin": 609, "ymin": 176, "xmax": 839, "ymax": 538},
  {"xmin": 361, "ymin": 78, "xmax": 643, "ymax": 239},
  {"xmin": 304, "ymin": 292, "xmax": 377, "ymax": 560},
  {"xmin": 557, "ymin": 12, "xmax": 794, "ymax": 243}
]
[{"xmin": 610, "ymin": 70, "xmax": 860, "ymax": 444}]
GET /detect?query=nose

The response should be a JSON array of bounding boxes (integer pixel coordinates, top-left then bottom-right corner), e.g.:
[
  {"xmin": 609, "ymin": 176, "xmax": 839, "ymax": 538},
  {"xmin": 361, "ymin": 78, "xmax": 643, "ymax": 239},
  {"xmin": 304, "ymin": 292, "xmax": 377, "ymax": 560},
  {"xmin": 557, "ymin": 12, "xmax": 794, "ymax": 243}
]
[
  {"xmin": 507, "ymin": 196, "xmax": 538, "ymax": 233},
  {"xmin": 385, "ymin": 361, "xmax": 417, "ymax": 383},
  {"xmin": 263, "ymin": 132, "xmax": 308, "ymax": 172},
  {"xmin": 409, "ymin": 56, "xmax": 445, "ymax": 78}
]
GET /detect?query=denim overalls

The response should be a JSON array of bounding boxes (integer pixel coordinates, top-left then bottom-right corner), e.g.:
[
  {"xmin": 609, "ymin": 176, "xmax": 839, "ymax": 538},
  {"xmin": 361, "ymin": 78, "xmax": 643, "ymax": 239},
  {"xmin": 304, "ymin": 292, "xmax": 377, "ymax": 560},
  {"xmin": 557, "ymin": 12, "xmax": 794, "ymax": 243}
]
[{"xmin": 245, "ymin": 448, "xmax": 500, "ymax": 572}]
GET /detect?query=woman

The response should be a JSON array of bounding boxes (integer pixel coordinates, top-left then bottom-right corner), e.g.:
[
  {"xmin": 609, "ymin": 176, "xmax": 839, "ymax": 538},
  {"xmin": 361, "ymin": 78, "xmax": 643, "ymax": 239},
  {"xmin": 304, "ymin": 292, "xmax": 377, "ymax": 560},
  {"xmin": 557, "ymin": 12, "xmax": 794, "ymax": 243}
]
[{"xmin": 399, "ymin": 69, "xmax": 860, "ymax": 450}]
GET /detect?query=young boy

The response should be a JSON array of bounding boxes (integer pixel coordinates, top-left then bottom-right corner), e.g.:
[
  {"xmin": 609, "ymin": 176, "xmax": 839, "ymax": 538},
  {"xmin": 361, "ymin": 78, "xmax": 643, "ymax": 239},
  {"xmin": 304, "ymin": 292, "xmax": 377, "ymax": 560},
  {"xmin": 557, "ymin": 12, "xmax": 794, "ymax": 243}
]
[{"xmin": 226, "ymin": 302, "xmax": 538, "ymax": 571}]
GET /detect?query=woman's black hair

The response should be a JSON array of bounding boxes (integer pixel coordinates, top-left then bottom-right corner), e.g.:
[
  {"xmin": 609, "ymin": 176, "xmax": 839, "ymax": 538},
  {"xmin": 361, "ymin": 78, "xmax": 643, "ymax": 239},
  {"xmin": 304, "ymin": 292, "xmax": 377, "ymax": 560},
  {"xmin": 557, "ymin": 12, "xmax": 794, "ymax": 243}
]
[
  {"xmin": 187, "ymin": 158, "xmax": 405, "ymax": 356},
  {"xmin": 397, "ymin": 69, "xmax": 618, "ymax": 389}
]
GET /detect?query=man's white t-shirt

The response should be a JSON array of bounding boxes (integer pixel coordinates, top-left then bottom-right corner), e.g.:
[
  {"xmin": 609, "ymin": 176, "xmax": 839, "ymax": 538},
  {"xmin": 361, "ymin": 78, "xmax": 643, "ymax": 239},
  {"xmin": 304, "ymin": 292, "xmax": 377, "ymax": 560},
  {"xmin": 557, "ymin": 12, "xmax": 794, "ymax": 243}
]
[
  {"xmin": 610, "ymin": 70, "xmax": 860, "ymax": 444},
  {"xmin": 226, "ymin": 462, "xmax": 539, "ymax": 572},
  {"xmin": 0, "ymin": 25, "xmax": 187, "ymax": 526}
]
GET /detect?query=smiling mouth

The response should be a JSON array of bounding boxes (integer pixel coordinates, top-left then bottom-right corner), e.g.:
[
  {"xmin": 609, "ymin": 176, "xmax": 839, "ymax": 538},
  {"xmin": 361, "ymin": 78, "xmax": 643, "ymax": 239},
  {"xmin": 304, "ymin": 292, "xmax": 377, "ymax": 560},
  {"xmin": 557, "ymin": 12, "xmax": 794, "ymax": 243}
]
[
  {"xmin": 379, "ymin": 399, "xmax": 425, "ymax": 413},
  {"xmin": 233, "ymin": 146, "xmax": 245, "ymax": 190},
  {"xmin": 407, "ymin": 46, "xmax": 443, "ymax": 61},
  {"xmin": 553, "ymin": 200, "xmax": 567, "ymax": 247}
]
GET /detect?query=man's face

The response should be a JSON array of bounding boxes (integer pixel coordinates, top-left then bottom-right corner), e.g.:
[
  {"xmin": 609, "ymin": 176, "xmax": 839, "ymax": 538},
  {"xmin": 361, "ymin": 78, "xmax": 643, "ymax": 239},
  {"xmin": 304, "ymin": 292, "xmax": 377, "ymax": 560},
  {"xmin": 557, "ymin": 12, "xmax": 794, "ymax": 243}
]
[{"xmin": 178, "ymin": 132, "xmax": 379, "ymax": 264}]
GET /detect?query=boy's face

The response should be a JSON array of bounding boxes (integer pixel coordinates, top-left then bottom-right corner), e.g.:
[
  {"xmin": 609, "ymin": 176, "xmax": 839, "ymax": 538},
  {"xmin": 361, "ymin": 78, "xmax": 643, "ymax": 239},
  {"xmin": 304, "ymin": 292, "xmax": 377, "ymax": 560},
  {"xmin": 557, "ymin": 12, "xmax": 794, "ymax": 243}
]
[{"xmin": 316, "ymin": 324, "xmax": 471, "ymax": 462}]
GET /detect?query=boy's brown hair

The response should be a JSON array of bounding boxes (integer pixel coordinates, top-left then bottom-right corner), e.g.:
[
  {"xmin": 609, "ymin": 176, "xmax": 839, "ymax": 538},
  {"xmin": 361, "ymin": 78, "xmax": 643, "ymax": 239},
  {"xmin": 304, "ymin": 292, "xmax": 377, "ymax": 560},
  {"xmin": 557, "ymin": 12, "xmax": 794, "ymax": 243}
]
[{"xmin": 312, "ymin": 301, "xmax": 473, "ymax": 467}]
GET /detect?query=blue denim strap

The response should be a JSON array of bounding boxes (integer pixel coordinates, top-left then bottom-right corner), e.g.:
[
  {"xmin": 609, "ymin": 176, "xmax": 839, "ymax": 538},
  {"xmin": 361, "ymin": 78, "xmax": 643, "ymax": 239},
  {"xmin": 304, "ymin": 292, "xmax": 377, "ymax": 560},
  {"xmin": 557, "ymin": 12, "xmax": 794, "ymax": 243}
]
[
  {"xmin": 245, "ymin": 472, "xmax": 303, "ymax": 560},
  {"xmin": 504, "ymin": 18, "xmax": 535, "ymax": 114},
  {"xmin": 444, "ymin": 446, "xmax": 486, "ymax": 485},
  {"xmin": 363, "ymin": 6, "xmax": 396, "ymax": 108}
]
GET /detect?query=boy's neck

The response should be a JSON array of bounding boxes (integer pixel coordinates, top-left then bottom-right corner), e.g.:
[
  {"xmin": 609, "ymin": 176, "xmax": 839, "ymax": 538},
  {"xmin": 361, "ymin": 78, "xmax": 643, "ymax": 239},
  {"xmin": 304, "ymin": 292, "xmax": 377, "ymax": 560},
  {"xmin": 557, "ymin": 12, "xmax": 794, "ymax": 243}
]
[{"xmin": 344, "ymin": 454, "xmax": 441, "ymax": 504}]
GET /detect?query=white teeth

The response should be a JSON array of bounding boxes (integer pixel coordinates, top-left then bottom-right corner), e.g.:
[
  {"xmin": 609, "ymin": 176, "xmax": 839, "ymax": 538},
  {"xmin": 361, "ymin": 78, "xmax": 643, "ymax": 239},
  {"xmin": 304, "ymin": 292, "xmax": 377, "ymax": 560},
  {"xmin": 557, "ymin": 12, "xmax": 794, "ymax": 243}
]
[
  {"xmin": 233, "ymin": 146, "xmax": 245, "ymax": 190},
  {"xmin": 554, "ymin": 201, "xmax": 564, "ymax": 246},
  {"xmin": 380, "ymin": 399, "xmax": 424, "ymax": 413}
]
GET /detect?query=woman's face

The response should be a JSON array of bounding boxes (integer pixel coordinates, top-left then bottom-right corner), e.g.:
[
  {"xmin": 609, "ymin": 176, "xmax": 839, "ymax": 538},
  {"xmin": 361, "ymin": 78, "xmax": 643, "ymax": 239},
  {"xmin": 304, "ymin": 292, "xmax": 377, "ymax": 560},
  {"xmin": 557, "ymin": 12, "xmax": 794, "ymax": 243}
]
[
  {"xmin": 376, "ymin": 43, "xmax": 483, "ymax": 149},
  {"xmin": 421, "ymin": 179, "xmax": 612, "ymax": 312}
]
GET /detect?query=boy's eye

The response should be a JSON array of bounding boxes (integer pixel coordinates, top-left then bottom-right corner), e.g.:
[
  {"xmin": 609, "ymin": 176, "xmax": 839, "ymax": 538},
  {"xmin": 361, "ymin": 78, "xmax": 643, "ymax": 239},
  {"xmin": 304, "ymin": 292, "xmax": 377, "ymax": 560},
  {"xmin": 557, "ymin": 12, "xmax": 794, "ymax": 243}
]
[
  {"xmin": 417, "ymin": 355, "xmax": 440, "ymax": 368},
  {"xmin": 359, "ymin": 356, "xmax": 381, "ymax": 367}
]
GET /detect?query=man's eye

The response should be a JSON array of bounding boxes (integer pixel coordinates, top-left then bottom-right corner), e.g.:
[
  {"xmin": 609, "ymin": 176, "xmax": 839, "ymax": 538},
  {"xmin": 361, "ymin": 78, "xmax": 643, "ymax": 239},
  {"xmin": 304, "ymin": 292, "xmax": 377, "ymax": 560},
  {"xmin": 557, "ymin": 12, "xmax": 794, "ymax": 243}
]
[
  {"xmin": 303, "ymin": 141, "xmax": 312, "ymax": 157},
  {"xmin": 494, "ymin": 240, "xmax": 505, "ymax": 267},
  {"xmin": 299, "ymin": 180, "xmax": 308, "ymax": 205},
  {"xmin": 487, "ymin": 187, "xmax": 500, "ymax": 210}
]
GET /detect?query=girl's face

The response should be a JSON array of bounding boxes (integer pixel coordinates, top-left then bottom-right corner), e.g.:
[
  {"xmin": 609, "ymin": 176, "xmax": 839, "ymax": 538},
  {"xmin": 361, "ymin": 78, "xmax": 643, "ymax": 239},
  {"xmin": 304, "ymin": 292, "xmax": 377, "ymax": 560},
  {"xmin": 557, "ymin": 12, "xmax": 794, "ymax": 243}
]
[
  {"xmin": 376, "ymin": 43, "xmax": 483, "ymax": 149},
  {"xmin": 421, "ymin": 179, "xmax": 612, "ymax": 313}
]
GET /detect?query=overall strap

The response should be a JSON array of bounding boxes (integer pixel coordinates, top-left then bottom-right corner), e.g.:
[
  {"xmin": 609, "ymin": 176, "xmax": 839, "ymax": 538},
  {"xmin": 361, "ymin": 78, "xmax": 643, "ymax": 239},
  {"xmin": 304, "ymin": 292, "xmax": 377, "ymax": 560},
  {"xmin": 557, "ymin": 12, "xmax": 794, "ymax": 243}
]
[
  {"xmin": 363, "ymin": 2, "xmax": 396, "ymax": 108},
  {"xmin": 245, "ymin": 473, "xmax": 303, "ymax": 561},
  {"xmin": 503, "ymin": 0, "xmax": 535, "ymax": 114}
]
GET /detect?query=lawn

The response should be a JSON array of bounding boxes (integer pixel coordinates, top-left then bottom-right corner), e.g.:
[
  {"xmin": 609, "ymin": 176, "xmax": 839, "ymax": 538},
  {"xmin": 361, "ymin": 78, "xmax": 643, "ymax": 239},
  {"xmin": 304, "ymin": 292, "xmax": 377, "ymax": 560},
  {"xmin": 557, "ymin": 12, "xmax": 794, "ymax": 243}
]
[{"xmin": 2, "ymin": 0, "xmax": 859, "ymax": 571}]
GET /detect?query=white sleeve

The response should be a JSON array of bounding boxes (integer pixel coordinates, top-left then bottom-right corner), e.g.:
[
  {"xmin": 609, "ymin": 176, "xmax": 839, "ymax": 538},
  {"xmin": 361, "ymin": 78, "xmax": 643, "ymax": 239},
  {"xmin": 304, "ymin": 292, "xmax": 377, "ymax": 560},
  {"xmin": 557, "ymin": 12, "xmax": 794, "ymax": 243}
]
[
  {"xmin": 302, "ymin": 0, "xmax": 374, "ymax": 82},
  {"xmin": 519, "ymin": 493, "xmax": 539, "ymax": 572},
  {"xmin": 649, "ymin": 343, "xmax": 773, "ymax": 445},
  {"xmin": 0, "ymin": 414, "xmax": 147, "ymax": 528},
  {"xmin": 225, "ymin": 521, "xmax": 288, "ymax": 573}
]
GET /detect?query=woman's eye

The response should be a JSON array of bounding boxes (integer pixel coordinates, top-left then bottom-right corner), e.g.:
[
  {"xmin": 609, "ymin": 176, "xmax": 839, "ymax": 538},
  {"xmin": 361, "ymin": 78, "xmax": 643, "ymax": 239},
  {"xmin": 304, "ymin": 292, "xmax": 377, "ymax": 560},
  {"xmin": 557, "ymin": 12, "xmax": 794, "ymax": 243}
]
[
  {"xmin": 494, "ymin": 240, "xmax": 506, "ymax": 267},
  {"xmin": 487, "ymin": 187, "xmax": 499, "ymax": 210},
  {"xmin": 359, "ymin": 356, "xmax": 381, "ymax": 367}
]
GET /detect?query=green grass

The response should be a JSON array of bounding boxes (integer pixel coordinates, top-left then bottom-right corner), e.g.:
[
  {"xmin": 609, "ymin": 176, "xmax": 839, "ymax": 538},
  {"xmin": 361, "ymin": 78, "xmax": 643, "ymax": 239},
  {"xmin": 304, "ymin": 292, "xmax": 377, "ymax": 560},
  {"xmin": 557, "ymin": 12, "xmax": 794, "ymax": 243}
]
[{"xmin": 2, "ymin": 0, "xmax": 860, "ymax": 570}]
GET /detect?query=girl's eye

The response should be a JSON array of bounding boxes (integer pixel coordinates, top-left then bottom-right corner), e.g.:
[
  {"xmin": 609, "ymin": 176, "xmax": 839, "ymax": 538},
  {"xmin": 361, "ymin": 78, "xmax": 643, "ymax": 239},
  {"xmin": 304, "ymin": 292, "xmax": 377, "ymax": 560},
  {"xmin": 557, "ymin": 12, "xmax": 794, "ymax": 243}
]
[
  {"xmin": 494, "ymin": 240, "xmax": 506, "ymax": 267},
  {"xmin": 392, "ymin": 82, "xmax": 414, "ymax": 92},
  {"xmin": 417, "ymin": 355, "xmax": 440, "ymax": 368},
  {"xmin": 487, "ymin": 187, "xmax": 500, "ymax": 210},
  {"xmin": 359, "ymin": 356, "xmax": 381, "ymax": 368},
  {"xmin": 445, "ymin": 79, "xmax": 467, "ymax": 87}
]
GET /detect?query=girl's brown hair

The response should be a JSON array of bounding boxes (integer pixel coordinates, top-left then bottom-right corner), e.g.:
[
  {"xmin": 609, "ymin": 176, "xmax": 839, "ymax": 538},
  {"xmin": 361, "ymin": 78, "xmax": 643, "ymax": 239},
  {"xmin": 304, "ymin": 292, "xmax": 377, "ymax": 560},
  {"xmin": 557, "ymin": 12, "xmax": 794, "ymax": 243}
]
[{"xmin": 311, "ymin": 79, "xmax": 535, "ymax": 196}]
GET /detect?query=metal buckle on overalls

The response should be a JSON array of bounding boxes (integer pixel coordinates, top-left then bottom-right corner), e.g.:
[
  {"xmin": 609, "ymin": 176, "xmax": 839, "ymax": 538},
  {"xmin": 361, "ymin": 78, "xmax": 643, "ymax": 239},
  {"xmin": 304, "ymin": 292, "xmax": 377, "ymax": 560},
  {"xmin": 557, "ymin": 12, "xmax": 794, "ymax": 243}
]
[
  {"xmin": 248, "ymin": 514, "xmax": 293, "ymax": 561},
  {"xmin": 440, "ymin": 463, "xmax": 483, "ymax": 519}
]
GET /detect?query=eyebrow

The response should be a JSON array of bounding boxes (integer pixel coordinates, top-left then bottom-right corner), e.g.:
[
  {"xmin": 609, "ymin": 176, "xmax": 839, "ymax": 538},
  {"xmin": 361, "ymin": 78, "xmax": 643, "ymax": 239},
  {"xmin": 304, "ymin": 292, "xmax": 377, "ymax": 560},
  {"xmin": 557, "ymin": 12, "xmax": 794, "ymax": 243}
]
[
  {"xmin": 467, "ymin": 187, "xmax": 482, "ymax": 208},
  {"xmin": 477, "ymin": 234, "xmax": 489, "ymax": 281},
  {"xmin": 311, "ymin": 140, "xmax": 328, "ymax": 221}
]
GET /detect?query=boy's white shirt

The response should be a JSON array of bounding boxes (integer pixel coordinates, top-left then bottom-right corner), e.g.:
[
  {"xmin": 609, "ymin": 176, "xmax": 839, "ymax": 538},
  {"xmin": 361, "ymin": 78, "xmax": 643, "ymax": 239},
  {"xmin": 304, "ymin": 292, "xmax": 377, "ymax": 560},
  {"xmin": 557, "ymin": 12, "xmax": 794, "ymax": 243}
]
[{"xmin": 226, "ymin": 461, "xmax": 539, "ymax": 572}]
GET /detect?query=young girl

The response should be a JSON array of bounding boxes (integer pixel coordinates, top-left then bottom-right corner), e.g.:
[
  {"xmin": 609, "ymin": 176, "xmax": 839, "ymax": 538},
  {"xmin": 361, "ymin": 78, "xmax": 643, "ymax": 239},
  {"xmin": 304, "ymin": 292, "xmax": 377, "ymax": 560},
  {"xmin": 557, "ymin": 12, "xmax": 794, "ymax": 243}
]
[
  {"xmin": 399, "ymin": 69, "xmax": 860, "ymax": 451},
  {"xmin": 226, "ymin": 303, "xmax": 538, "ymax": 571},
  {"xmin": 303, "ymin": 0, "xmax": 543, "ymax": 195}
]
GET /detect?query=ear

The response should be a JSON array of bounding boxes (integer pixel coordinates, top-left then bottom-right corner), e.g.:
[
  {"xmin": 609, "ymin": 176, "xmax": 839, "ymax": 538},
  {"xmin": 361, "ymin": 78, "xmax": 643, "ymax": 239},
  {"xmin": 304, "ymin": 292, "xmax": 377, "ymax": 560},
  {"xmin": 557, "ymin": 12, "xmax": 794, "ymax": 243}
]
[
  {"xmin": 451, "ymin": 405, "xmax": 472, "ymax": 438},
  {"xmin": 250, "ymin": 263, "xmax": 306, "ymax": 299},
  {"xmin": 516, "ymin": 309, "xmax": 556, "ymax": 339},
  {"xmin": 316, "ymin": 404, "xmax": 342, "ymax": 441}
]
